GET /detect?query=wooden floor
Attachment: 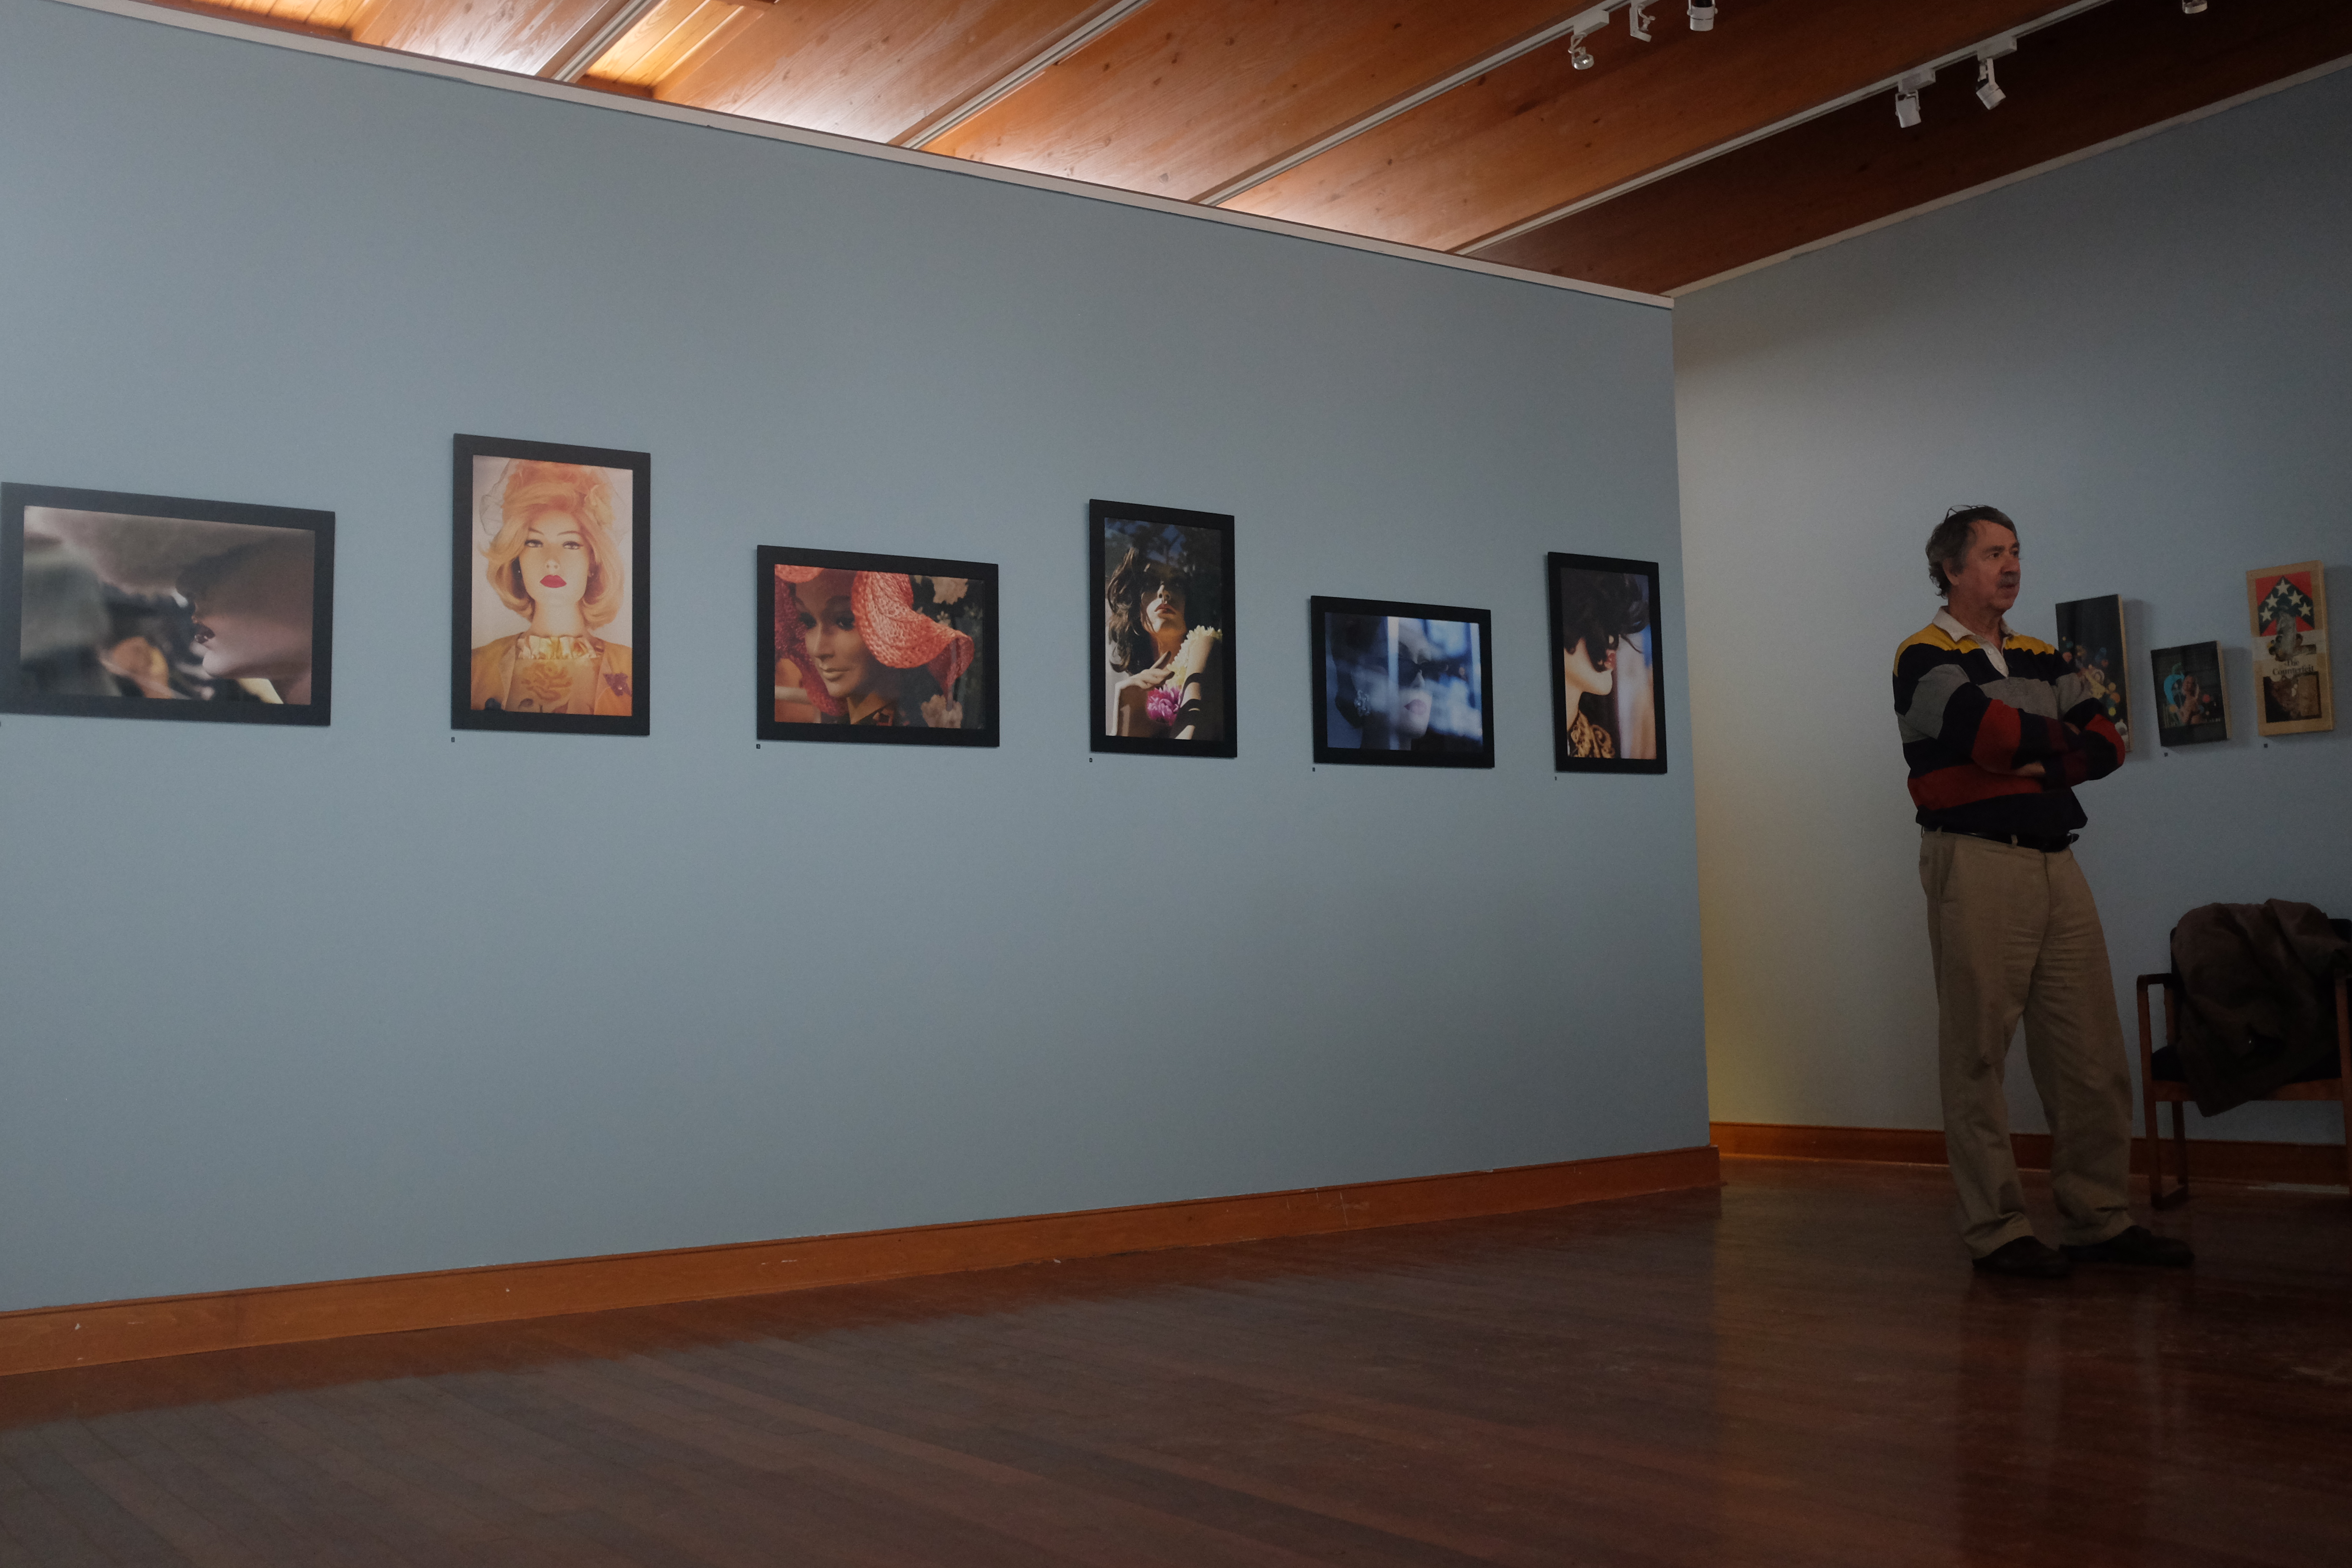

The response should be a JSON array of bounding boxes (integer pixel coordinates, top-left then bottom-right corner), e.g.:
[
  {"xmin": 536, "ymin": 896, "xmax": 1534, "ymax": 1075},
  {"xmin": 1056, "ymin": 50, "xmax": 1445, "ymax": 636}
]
[{"xmin": 4, "ymin": 1159, "xmax": 2349, "ymax": 1567}]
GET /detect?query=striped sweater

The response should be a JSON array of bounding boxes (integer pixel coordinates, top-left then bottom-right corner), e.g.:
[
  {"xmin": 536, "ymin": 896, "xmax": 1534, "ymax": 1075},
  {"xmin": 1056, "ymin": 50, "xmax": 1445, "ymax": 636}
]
[{"xmin": 1893, "ymin": 618, "xmax": 2124, "ymax": 838}]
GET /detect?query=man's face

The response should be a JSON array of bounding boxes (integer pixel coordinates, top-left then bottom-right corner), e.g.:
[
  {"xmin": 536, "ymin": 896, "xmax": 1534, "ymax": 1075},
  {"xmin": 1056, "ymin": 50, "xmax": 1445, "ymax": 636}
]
[{"xmin": 1945, "ymin": 522, "xmax": 2020, "ymax": 618}]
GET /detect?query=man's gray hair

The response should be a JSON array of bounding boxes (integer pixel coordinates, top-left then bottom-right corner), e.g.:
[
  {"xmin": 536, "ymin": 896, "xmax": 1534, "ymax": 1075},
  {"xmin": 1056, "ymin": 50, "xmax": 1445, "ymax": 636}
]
[{"xmin": 1926, "ymin": 505, "xmax": 2017, "ymax": 598}]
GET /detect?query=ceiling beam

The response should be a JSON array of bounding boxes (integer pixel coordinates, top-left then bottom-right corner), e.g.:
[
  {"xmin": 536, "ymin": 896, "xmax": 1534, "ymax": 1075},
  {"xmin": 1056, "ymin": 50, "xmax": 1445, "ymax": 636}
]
[
  {"xmin": 1472, "ymin": 0, "xmax": 2352, "ymax": 295},
  {"xmin": 542, "ymin": 0, "xmax": 669, "ymax": 82},
  {"xmin": 1218, "ymin": 0, "xmax": 2099, "ymax": 254}
]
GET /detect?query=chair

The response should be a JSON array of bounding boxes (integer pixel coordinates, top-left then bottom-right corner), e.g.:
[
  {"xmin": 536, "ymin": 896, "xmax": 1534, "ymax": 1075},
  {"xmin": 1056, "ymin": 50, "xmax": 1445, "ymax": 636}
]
[{"xmin": 2134, "ymin": 968, "xmax": 2352, "ymax": 1206}]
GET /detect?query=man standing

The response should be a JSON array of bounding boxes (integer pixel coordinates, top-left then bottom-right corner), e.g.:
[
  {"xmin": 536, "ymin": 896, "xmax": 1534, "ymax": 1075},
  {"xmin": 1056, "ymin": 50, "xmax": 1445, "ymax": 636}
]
[{"xmin": 1894, "ymin": 506, "xmax": 2192, "ymax": 1277}]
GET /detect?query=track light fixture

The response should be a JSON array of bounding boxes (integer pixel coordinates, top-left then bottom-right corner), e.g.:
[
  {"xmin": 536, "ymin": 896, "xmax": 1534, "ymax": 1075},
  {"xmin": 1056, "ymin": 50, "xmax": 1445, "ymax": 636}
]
[
  {"xmin": 1567, "ymin": 7, "xmax": 1609, "ymax": 70},
  {"xmin": 1689, "ymin": 0, "xmax": 1717, "ymax": 31},
  {"xmin": 1975, "ymin": 56, "xmax": 2005, "ymax": 110},
  {"xmin": 1974, "ymin": 35, "xmax": 2015, "ymax": 111},
  {"xmin": 2181, "ymin": 0, "xmax": 2207, "ymax": 12},
  {"xmin": 1893, "ymin": 67, "xmax": 1936, "ymax": 129},
  {"xmin": 1628, "ymin": 0, "xmax": 1656, "ymax": 42}
]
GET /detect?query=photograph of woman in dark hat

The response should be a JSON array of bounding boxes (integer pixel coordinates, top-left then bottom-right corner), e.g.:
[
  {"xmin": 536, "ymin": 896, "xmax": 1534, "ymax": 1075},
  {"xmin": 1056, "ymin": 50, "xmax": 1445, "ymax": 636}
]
[{"xmin": 1549, "ymin": 555, "xmax": 1663, "ymax": 770}]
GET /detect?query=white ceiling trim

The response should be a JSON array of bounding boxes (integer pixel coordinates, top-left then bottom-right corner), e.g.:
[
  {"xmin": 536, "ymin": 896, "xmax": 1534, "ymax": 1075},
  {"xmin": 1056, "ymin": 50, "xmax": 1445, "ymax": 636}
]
[{"xmin": 47, "ymin": 0, "xmax": 1670, "ymax": 309}]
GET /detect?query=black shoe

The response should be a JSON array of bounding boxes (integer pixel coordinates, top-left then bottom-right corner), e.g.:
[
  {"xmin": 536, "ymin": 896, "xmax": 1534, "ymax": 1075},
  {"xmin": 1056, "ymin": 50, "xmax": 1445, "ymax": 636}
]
[
  {"xmin": 1972, "ymin": 1236, "xmax": 2072, "ymax": 1278},
  {"xmin": 2062, "ymin": 1225, "xmax": 2193, "ymax": 1267}
]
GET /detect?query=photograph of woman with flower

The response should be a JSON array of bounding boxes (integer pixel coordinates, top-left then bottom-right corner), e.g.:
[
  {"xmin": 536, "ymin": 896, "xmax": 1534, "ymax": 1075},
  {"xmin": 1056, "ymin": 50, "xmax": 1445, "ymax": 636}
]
[{"xmin": 1090, "ymin": 500, "xmax": 1236, "ymax": 759}]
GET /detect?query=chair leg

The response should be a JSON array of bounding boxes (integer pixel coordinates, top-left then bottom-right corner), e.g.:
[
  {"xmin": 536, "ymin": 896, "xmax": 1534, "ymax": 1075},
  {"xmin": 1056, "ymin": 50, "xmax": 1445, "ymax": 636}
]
[
  {"xmin": 2171, "ymin": 1100, "xmax": 2190, "ymax": 1202},
  {"xmin": 2336, "ymin": 977, "xmax": 2350, "ymax": 1202}
]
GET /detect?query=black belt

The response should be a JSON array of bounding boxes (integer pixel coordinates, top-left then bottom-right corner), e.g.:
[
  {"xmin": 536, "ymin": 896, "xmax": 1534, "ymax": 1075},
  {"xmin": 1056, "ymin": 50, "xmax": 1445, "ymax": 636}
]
[{"xmin": 1937, "ymin": 827, "xmax": 2078, "ymax": 854}]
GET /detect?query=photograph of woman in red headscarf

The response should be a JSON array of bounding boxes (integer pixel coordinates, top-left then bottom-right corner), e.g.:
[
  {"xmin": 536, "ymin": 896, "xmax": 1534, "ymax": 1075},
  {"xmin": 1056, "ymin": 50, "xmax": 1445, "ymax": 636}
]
[
  {"xmin": 758, "ymin": 547, "xmax": 997, "ymax": 747},
  {"xmin": 453, "ymin": 435, "xmax": 650, "ymax": 736}
]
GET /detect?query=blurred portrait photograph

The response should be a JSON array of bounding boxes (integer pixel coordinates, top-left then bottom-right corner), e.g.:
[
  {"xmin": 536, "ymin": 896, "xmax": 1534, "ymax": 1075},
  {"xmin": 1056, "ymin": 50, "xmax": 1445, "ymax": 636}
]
[
  {"xmin": 1310, "ymin": 597, "xmax": 1493, "ymax": 768},
  {"xmin": 1091, "ymin": 499, "xmax": 1236, "ymax": 759},
  {"xmin": 1548, "ymin": 552, "xmax": 1665, "ymax": 773},
  {"xmin": 2054, "ymin": 593, "xmax": 2132, "ymax": 751},
  {"xmin": 2152, "ymin": 641, "xmax": 2229, "ymax": 747},
  {"xmin": 2245, "ymin": 560, "xmax": 2331, "ymax": 736},
  {"xmin": 2, "ymin": 482, "xmax": 333, "ymax": 726},
  {"xmin": 759, "ymin": 546, "xmax": 997, "ymax": 747},
  {"xmin": 453, "ymin": 435, "xmax": 649, "ymax": 736}
]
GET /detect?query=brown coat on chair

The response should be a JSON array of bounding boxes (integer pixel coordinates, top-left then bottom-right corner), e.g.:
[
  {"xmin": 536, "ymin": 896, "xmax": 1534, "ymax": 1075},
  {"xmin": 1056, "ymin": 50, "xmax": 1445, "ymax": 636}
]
[{"xmin": 2170, "ymin": 901, "xmax": 2352, "ymax": 1115}]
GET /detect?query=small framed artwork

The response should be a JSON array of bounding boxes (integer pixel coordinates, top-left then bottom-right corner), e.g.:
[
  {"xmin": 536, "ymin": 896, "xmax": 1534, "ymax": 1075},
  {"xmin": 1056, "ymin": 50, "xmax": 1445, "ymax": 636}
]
[
  {"xmin": 1547, "ymin": 552, "xmax": 1665, "ymax": 773},
  {"xmin": 1, "ymin": 481, "xmax": 333, "ymax": 725},
  {"xmin": 2246, "ymin": 561, "xmax": 2332, "ymax": 736},
  {"xmin": 2054, "ymin": 594, "xmax": 2132, "ymax": 752},
  {"xmin": 1091, "ymin": 499, "xmax": 1236, "ymax": 758},
  {"xmin": 2152, "ymin": 641, "xmax": 2230, "ymax": 747},
  {"xmin": 760, "ymin": 547, "xmax": 997, "ymax": 745},
  {"xmin": 1310, "ymin": 597, "xmax": 1493, "ymax": 768},
  {"xmin": 453, "ymin": 434, "xmax": 649, "ymax": 736}
]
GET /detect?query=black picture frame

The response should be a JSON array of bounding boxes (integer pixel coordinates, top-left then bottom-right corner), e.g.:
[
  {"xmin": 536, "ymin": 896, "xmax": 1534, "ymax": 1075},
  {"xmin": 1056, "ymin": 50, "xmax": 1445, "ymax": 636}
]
[
  {"xmin": 1309, "ymin": 595, "xmax": 1495, "ymax": 769},
  {"xmin": 2151, "ymin": 640, "xmax": 2230, "ymax": 748},
  {"xmin": 758, "ymin": 546, "xmax": 999, "ymax": 746},
  {"xmin": 1547, "ymin": 551, "xmax": 1666, "ymax": 773},
  {"xmin": 1090, "ymin": 499, "xmax": 1237, "ymax": 759},
  {"xmin": 452, "ymin": 434, "xmax": 650, "ymax": 736},
  {"xmin": 1, "ymin": 481, "xmax": 335, "ymax": 726}
]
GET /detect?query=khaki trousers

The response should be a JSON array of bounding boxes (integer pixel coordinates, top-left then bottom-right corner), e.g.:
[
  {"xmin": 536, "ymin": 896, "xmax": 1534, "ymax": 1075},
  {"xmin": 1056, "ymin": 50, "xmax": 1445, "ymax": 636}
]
[{"xmin": 1920, "ymin": 830, "xmax": 2135, "ymax": 1257}]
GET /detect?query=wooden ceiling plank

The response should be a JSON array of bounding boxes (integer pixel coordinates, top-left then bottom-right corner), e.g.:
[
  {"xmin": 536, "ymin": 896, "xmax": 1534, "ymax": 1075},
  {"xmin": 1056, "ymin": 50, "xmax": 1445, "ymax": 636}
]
[
  {"xmin": 647, "ymin": 1, "xmax": 1117, "ymax": 144},
  {"xmin": 924, "ymin": 0, "xmax": 1600, "ymax": 203},
  {"xmin": 1219, "ymin": 0, "xmax": 2095, "ymax": 253},
  {"xmin": 1474, "ymin": 0, "xmax": 2352, "ymax": 295},
  {"xmin": 899, "ymin": 0, "xmax": 1159, "ymax": 148},
  {"xmin": 349, "ymin": 0, "xmax": 621, "ymax": 76}
]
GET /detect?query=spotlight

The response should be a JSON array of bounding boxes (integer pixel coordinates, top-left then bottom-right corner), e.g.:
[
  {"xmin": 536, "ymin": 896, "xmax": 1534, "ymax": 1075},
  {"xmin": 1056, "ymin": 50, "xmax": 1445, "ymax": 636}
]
[
  {"xmin": 1974, "ymin": 35, "xmax": 2015, "ymax": 110},
  {"xmin": 1893, "ymin": 66, "xmax": 1936, "ymax": 129},
  {"xmin": 1689, "ymin": 0, "xmax": 1717, "ymax": 32},
  {"xmin": 2181, "ymin": 0, "xmax": 2207, "ymax": 12},
  {"xmin": 1566, "ymin": 8, "xmax": 1608, "ymax": 70},
  {"xmin": 1975, "ymin": 57, "xmax": 2004, "ymax": 110},
  {"xmin": 1628, "ymin": 0, "xmax": 1656, "ymax": 42}
]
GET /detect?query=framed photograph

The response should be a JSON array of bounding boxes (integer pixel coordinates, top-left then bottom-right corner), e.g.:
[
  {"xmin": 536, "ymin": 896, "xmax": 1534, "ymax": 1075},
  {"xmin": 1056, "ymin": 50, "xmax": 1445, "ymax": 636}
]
[
  {"xmin": 2054, "ymin": 594, "xmax": 2132, "ymax": 752},
  {"xmin": 2246, "ymin": 561, "xmax": 2332, "ymax": 736},
  {"xmin": 1547, "ymin": 552, "xmax": 1665, "ymax": 773},
  {"xmin": 1091, "ymin": 499, "xmax": 1236, "ymax": 759},
  {"xmin": 1310, "ymin": 597, "xmax": 1493, "ymax": 768},
  {"xmin": 453, "ymin": 434, "xmax": 649, "ymax": 736},
  {"xmin": 2, "ymin": 482, "xmax": 333, "ymax": 725},
  {"xmin": 759, "ymin": 547, "xmax": 997, "ymax": 745},
  {"xmin": 2151, "ymin": 641, "xmax": 2230, "ymax": 748}
]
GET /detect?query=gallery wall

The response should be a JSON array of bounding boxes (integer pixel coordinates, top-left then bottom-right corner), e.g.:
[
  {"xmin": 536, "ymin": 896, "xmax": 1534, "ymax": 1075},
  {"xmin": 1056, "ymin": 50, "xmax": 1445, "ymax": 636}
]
[
  {"xmin": 0, "ymin": 0, "xmax": 1701, "ymax": 1314},
  {"xmin": 1676, "ymin": 64, "xmax": 2352, "ymax": 1145}
]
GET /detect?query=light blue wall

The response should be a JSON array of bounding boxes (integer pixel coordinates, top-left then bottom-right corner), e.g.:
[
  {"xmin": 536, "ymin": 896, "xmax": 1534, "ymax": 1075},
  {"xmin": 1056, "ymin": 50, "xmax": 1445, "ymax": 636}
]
[
  {"xmin": 1677, "ymin": 67, "xmax": 2352, "ymax": 1145},
  {"xmin": 0, "ymin": 0, "xmax": 1702, "ymax": 1313}
]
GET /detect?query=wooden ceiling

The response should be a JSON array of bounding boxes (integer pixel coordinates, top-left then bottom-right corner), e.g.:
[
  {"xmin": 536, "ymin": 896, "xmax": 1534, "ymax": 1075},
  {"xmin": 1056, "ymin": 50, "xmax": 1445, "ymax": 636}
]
[{"xmin": 159, "ymin": 0, "xmax": 2352, "ymax": 293}]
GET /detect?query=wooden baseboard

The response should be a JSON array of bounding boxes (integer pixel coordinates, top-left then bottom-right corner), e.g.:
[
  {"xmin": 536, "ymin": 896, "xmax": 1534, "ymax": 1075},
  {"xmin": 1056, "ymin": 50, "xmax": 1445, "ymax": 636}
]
[
  {"xmin": 0, "ymin": 1145, "xmax": 1717, "ymax": 1380},
  {"xmin": 1712, "ymin": 1121, "xmax": 2349, "ymax": 1187}
]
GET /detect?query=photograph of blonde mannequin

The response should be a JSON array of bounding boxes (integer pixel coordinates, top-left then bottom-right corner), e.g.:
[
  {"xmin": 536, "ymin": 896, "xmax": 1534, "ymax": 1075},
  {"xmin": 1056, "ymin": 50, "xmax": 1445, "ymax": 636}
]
[
  {"xmin": 455, "ymin": 438, "xmax": 647, "ymax": 734},
  {"xmin": 5, "ymin": 484, "xmax": 331, "ymax": 724},
  {"xmin": 1092, "ymin": 502, "xmax": 1235, "ymax": 758},
  {"xmin": 761, "ymin": 547, "xmax": 992, "ymax": 746},
  {"xmin": 1548, "ymin": 553, "xmax": 1665, "ymax": 772}
]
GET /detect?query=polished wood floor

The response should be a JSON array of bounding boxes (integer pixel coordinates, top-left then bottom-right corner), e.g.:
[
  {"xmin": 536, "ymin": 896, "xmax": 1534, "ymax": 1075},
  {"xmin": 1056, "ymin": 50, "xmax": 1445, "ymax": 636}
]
[{"xmin": 4, "ymin": 1158, "xmax": 2349, "ymax": 1567}]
